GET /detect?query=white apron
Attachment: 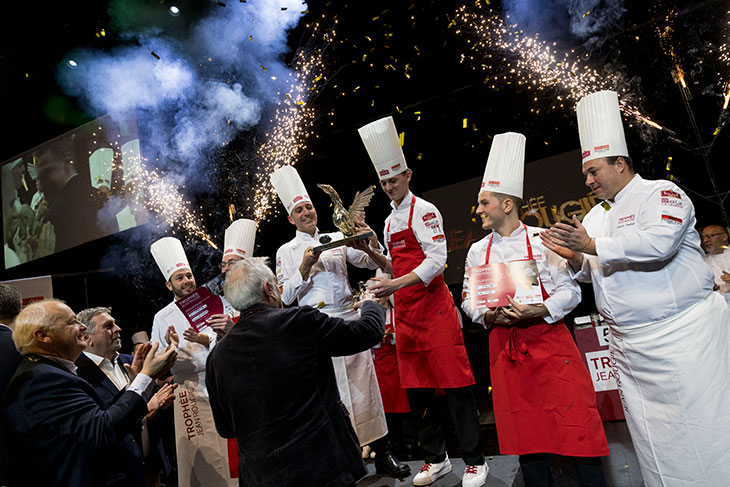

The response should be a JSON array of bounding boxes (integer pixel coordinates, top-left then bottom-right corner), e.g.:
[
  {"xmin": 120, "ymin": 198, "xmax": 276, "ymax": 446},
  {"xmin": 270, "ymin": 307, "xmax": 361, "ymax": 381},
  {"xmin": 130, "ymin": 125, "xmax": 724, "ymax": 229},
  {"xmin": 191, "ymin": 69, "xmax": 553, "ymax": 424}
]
[
  {"xmin": 608, "ymin": 292, "xmax": 730, "ymax": 486},
  {"xmin": 152, "ymin": 303, "xmax": 236, "ymax": 487},
  {"xmin": 324, "ymin": 306, "xmax": 388, "ymax": 446}
]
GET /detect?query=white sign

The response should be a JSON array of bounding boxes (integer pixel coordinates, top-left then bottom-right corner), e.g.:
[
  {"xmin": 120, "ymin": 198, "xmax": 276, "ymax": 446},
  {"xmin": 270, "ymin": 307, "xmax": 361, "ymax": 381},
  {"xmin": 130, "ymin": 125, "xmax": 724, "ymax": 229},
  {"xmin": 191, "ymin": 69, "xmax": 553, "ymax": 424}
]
[
  {"xmin": 585, "ymin": 350, "xmax": 618, "ymax": 392},
  {"xmin": 594, "ymin": 324, "xmax": 610, "ymax": 346}
]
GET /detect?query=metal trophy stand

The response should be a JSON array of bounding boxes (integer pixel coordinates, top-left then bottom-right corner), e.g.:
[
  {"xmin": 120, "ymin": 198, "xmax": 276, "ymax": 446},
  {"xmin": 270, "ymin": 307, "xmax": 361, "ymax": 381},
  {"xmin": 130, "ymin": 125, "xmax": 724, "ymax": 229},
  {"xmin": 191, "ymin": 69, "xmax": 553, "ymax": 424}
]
[{"xmin": 312, "ymin": 231, "xmax": 374, "ymax": 253}]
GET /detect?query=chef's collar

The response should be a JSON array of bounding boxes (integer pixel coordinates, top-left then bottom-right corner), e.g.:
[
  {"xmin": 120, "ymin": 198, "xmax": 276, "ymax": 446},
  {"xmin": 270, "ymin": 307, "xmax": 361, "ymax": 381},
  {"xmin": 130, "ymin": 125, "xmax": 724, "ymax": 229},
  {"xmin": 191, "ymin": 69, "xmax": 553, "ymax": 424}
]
[
  {"xmin": 295, "ymin": 228, "xmax": 320, "ymax": 241},
  {"xmin": 390, "ymin": 191, "xmax": 414, "ymax": 211},
  {"xmin": 610, "ymin": 174, "xmax": 640, "ymax": 204},
  {"xmin": 490, "ymin": 223, "xmax": 525, "ymax": 243}
]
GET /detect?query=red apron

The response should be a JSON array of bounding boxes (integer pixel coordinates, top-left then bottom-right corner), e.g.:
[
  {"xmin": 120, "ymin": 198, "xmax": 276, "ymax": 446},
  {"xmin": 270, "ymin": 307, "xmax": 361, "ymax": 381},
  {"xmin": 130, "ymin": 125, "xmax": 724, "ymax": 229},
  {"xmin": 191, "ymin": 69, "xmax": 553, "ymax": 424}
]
[
  {"xmin": 486, "ymin": 226, "xmax": 609, "ymax": 457},
  {"xmin": 372, "ymin": 308, "xmax": 411, "ymax": 413},
  {"xmin": 387, "ymin": 195, "xmax": 475, "ymax": 389}
]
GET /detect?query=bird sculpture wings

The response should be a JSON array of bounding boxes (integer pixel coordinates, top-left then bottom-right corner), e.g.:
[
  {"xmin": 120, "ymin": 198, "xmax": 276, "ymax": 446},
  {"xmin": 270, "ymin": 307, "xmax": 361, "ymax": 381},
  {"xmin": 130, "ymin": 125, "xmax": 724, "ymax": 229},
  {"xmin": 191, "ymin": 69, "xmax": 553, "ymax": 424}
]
[{"xmin": 347, "ymin": 185, "xmax": 375, "ymax": 224}]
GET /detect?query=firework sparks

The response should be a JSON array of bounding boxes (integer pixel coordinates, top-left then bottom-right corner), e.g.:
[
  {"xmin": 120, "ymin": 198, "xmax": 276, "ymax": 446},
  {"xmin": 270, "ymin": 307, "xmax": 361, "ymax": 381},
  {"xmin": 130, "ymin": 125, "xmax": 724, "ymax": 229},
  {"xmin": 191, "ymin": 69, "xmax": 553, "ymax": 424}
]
[
  {"xmin": 118, "ymin": 145, "xmax": 217, "ymax": 248},
  {"xmin": 453, "ymin": 5, "xmax": 665, "ymax": 131},
  {"xmin": 249, "ymin": 17, "xmax": 334, "ymax": 223}
]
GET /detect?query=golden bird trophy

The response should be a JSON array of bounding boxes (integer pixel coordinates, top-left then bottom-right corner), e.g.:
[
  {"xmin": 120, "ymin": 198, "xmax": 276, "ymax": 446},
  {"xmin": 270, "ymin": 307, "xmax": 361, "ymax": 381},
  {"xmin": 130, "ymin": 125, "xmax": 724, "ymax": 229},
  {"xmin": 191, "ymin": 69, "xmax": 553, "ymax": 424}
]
[{"xmin": 313, "ymin": 184, "xmax": 375, "ymax": 252}]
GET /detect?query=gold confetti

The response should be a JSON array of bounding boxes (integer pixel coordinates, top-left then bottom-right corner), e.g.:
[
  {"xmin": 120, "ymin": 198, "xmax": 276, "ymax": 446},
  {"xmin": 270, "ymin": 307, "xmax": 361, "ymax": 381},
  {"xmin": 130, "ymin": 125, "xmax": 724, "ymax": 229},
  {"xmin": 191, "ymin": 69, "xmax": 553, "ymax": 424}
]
[
  {"xmin": 250, "ymin": 35, "xmax": 253, "ymax": 42},
  {"xmin": 583, "ymin": 11, "xmax": 590, "ymax": 17},
  {"xmin": 260, "ymin": 64, "xmax": 267, "ymax": 71},
  {"xmin": 271, "ymin": 76, "xmax": 277, "ymax": 80},
  {"xmin": 100, "ymin": 29, "xmax": 106, "ymax": 37},
  {"xmin": 216, "ymin": 0, "xmax": 226, "ymax": 6},
  {"xmin": 281, "ymin": 7, "xmax": 287, "ymax": 10},
  {"xmin": 151, "ymin": 51, "xmax": 160, "ymax": 60},
  {"xmin": 417, "ymin": 152, "xmax": 423, "ymax": 160},
  {"xmin": 398, "ymin": 132, "xmax": 405, "ymax": 146},
  {"xmin": 462, "ymin": 117, "xmax": 468, "ymax": 128}
]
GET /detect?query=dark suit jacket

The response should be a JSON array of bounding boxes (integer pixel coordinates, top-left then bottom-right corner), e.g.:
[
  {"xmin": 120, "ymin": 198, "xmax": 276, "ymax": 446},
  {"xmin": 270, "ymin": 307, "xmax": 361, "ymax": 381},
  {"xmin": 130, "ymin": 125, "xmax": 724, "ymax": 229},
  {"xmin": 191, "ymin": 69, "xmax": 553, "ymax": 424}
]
[
  {"xmin": 206, "ymin": 301, "xmax": 385, "ymax": 487},
  {"xmin": 75, "ymin": 352, "xmax": 171, "ymax": 476},
  {"xmin": 0, "ymin": 325, "xmax": 21, "ymax": 485},
  {"xmin": 2, "ymin": 354, "xmax": 148, "ymax": 487}
]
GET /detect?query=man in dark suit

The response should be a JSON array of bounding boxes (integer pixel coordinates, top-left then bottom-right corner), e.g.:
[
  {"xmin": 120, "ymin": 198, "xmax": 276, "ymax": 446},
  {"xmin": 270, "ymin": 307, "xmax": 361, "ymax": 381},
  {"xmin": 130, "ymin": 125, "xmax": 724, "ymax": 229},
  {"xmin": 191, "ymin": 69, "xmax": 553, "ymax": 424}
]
[
  {"xmin": 75, "ymin": 306, "xmax": 175, "ymax": 487},
  {"xmin": 0, "ymin": 283, "xmax": 22, "ymax": 486},
  {"xmin": 206, "ymin": 257, "xmax": 386, "ymax": 487},
  {"xmin": 1, "ymin": 299, "xmax": 177, "ymax": 487}
]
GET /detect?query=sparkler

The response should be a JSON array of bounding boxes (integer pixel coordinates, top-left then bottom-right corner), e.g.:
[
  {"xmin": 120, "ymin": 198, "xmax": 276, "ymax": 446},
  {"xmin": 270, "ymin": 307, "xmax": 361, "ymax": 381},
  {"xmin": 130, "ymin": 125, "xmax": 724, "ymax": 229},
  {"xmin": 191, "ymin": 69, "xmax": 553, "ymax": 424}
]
[
  {"xmin": 248, "ymin": 16, "xmax": 335, "ymax": 223},
  {"xmin": 119, "ymin": 146, "xmax": 218, "ymax": 248},
  {"xmin": 453, "ymin": 5, "xmax": 667, "ymax": 131}
]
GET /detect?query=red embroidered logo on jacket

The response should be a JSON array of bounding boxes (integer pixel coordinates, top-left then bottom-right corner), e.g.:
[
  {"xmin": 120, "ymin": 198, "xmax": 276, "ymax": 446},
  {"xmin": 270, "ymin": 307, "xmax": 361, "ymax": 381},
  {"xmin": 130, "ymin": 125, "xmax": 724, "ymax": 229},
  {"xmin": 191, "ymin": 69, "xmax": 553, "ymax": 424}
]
[
  {"xmin": 487, "ymin": 180, "xmax": 500, "ymax": 186},
  {"xmin": 661, "ymin": 190, "xmax": 681, "ymax": 199},
  {"xmin": 391, "ymin": 239, "xmax": 406, "ymax": 249},
  {"xmin": 432, "ymin": 234, "xmax": 445, "ymax": 242},
  {"xmin": 594, "ymin": 144, "xmax": 609, "ymax": 153},
  {"xmin": 391, "ymin": 163, "xmax": 401, "ymax": 171},
  {"xmin": 661, "ymin": 214, "xmax": 682, "ymax": 224},
  {"xmin": 422, "ymin": 212, "xmax": 436, "ymax": 222}
]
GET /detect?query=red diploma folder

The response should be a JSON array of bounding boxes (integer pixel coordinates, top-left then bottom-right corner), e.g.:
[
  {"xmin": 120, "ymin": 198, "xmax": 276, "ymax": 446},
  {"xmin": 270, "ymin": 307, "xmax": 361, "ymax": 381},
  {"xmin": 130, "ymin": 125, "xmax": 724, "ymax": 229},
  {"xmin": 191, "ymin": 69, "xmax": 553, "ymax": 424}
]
[
  {"xmin": 469, "ymin": 259, "xmax": 543, "ymax": 309},
  {"xmin": 174, "ymin": 273, "xmax": 235, "ymax": 332}
]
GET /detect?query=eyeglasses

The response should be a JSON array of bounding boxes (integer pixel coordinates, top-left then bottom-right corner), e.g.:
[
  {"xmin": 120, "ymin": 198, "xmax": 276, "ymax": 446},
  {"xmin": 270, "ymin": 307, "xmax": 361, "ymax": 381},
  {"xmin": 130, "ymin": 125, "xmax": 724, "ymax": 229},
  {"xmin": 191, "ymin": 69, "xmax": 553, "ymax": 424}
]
[{"xmin": 219, "ymin": 260, "xmax": 243, "ymax": 271}]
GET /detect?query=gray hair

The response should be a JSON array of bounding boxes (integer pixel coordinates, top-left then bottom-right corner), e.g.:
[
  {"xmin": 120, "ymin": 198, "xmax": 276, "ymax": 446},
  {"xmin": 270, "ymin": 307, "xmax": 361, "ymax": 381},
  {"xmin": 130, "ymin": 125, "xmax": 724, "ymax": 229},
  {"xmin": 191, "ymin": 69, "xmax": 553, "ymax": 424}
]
[
  {"xmin": 77, "ymin": 307, "xmax": 112, "ymax": 335},
  {"xmin": 13, "ymin": 299, "xmax": 58, "ymax": 354},
  {"xmin": 0, "ymin": 283, "xmax": 22, "ymax": 322},
  {"xmin": 224, "ymin": 257, "xmax": 277, "ymax": 311}
]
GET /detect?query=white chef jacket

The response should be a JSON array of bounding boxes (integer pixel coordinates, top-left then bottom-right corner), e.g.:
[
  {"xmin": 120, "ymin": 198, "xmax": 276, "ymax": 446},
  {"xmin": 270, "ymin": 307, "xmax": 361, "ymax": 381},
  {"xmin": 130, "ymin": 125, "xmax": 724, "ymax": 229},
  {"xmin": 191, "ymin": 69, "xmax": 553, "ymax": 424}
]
[
  {"xmin": 151, "ymin": 301, "xmax": 219, "ymax": 378},
  {"xmin": 705, "ymin": 249, "xmax": 730, "ymax": 302},
  {"xmin": 383, "ymin": 192, "xmax": 447, "ymax": 286},
  {"xmin": 276, "ymin": 229, "xmax": 382, "ymax": 307},
  {"xmin": 461, "ymin": 225, "xmax": 581, "ymax": 326},
  {"xmin": 572, "ymin": 174, "xmax": 714, "ymax": 326}
]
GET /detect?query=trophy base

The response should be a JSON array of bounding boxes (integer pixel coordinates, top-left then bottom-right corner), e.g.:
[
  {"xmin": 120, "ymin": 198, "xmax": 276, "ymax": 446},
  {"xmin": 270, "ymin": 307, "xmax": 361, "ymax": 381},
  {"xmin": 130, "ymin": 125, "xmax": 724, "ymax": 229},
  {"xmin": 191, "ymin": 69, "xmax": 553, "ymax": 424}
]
[{"xmin": 312, "ymin": 231, "xmax": 374, "ymax": 253}]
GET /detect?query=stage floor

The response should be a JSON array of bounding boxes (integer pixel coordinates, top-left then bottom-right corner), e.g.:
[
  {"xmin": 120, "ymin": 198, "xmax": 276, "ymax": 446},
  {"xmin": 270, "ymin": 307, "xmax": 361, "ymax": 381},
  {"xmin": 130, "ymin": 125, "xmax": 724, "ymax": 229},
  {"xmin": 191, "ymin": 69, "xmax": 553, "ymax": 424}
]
[{"xmin": 356, "ymin": 421, "xmax": 644, "ymax": 487}]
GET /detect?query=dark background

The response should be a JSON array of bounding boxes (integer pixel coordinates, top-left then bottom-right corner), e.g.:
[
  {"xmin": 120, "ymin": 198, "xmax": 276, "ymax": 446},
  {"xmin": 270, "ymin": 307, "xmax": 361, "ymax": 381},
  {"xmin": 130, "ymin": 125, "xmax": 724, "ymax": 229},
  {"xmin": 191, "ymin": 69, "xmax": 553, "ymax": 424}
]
[{"xmin": 0, "ymin": 0, "xmax": 728, "ymax": 353}]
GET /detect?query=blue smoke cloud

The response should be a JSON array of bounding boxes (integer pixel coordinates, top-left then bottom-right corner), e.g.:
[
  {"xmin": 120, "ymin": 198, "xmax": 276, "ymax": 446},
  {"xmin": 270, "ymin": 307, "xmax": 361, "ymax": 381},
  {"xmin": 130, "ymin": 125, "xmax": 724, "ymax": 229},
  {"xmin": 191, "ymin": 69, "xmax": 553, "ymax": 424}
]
[
  {"xmin": 58, "ymin": 0, "xmax": 306, "ymax": 172},
  {"xmin": 502, "ymin": 0, "xmax": 626, "ymax": 50}
]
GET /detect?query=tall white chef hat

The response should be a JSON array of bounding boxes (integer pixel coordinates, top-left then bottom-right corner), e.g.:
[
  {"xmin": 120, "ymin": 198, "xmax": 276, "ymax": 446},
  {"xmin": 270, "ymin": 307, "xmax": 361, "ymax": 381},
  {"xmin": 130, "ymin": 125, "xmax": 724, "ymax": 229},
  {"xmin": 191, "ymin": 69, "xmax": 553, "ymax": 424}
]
[
  {"xmin": 270, "ymin": 165, "xmax": 311, "ymax": 214},
  {"xmin": 150, "ymin": 236, "xmax": 191, "ymax": 281},
  {"xmin": 358, "ymin": 116, "xmax": 408, "ymax": 181},
  {"xmin": 480, "ymin": 132, "xmax": 525, "ymax": 199},
  {"xmin": 224, "ymin": 218, "xmax": 257, "ymax": 259},
  {"xmin": 576, "ymin": 90, "xmax": 629, "ymax": 165}
]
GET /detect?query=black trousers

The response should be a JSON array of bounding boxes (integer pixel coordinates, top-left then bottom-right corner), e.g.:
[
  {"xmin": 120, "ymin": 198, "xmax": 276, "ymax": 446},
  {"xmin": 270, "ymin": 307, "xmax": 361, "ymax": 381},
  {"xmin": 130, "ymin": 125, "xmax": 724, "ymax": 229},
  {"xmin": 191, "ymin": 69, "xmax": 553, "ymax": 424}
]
[
  {"xmin": 519, "ymin": 454, "xmax": 606, "ymax": 487},
  {"xmin": 407, "ymin": 387, "xmax": 484, "ymax": 466}
]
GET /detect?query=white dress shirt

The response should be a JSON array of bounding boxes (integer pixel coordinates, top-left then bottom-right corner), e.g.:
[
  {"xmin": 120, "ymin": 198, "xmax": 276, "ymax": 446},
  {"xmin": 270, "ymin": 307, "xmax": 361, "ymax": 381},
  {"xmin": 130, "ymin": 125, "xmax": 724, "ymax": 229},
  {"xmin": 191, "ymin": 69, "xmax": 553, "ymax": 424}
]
[
  {"xmin": 383, "ymin": 192, "xmax": 447, "ymax": 286},
  {"xmin": 276, "ymin": 229, "xmax": 381, "ymax": 307},
  {"xmin": 705, "ymin": 248, "xmax": 730, "ymax": 303},
  {"xmin": 84, "ymin": 351, "xmax": 130, "ymax": 391},
  {"xmin": 573, "ymin": 174, "xmax": 714, "ymax": 326},
  {"xmin": 461, "ymin": 225, "xmax": 581, "ymax": 326}
]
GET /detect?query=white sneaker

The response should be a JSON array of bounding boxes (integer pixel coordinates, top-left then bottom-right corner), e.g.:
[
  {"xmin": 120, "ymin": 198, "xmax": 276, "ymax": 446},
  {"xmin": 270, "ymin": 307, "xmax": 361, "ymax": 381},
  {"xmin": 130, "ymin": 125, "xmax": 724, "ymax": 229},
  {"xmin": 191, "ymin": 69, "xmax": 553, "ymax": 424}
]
[
  {"xmin": 412, "ymin": 455, "xmax": 453, "ymax": 486},
  {"xmin": 462, "ymin": 462, "xmax": 489, "ymax": 487}
]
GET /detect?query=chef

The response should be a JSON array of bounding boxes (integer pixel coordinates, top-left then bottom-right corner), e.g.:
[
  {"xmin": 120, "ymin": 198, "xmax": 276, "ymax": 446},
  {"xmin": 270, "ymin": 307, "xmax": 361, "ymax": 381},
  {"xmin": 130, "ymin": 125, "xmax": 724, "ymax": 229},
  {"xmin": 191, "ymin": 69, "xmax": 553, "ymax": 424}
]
[
  {"xmin": 461, "ymin": 132, "xmax": 608, "ymax": 486},
  {"xmin": 207, "ymin": 218, "xmax": 257, "ymax": 338},
  {"xmin": 542, "ymin": 90, "xmax": 730, "ymax": 486},
  {"xmin": 360, "ymin": 116, "xmax": 487, "ymax": 487},
  {"xmin": 149, "ymin": 236, "xmax": 237, "ymax": 487},
  {"xmin": 271, "ymin": 165, "xmax": 409, "ymax": 478},
  {"xmin": 701, "ymin": 224, "xmax": 730, "ymax": 303}
]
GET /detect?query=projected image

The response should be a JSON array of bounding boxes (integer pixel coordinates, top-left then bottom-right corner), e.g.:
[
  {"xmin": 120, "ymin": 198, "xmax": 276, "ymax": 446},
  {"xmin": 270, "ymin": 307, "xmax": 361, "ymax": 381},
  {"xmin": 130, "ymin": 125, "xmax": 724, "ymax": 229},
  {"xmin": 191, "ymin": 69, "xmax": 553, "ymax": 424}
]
[{"xmin": 1, "ymin": 113, "xmax": 149, "ymax": 269}]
